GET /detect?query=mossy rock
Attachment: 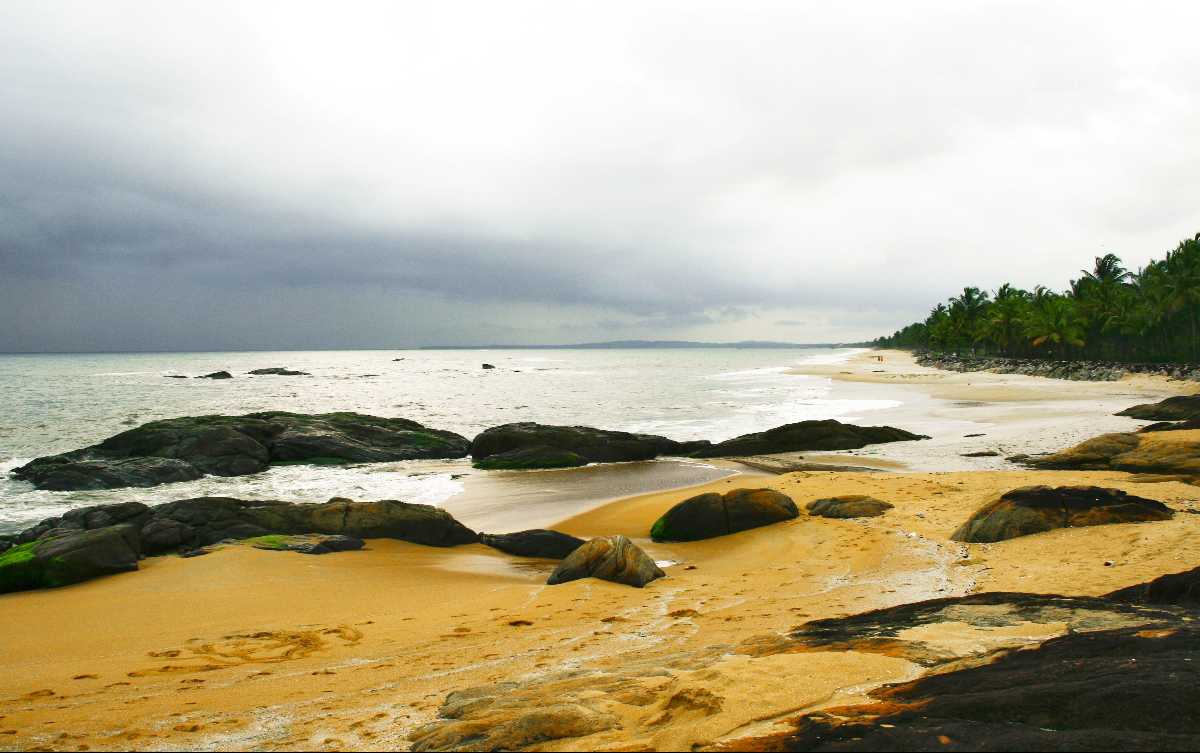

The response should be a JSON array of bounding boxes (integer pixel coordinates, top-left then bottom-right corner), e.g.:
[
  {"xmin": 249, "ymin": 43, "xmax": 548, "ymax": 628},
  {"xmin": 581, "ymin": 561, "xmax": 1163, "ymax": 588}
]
[
  {"xmin": 0, "ymin": 525, "xmax": 141, "ymax": 594},
  {"xmin": 650, "ymin": 488, "xmax": 799, "ymax": 542},
  {"xmin": 807, "ymin": 495, "xmax": 894, "ymax": 519},
  {"xmin": 474, "ymin": 446, "xmax": 587, "ymax": 470}
]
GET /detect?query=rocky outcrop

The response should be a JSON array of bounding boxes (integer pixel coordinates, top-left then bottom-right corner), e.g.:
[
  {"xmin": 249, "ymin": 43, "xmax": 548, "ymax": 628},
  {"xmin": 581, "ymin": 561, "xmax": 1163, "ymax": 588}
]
[
  {"xmin": 689, "ymin": 419, "xmax": 928, "ymax": 458},
  {"xmin": 1025, "ymin": 431, "xmax": 1200, "ymax": 475},
  {"xmin": 950, "ymin": 486, "xmax": 1172, "ymax": 543},
  {"xmin": 915, "ymin": 352, "xmax": 1200, "ymax": 382},
  {"xmin": 547, "ymin": 535, "xmax": 664, "ymax": 588},
  {"xmin": 650, "ymin": 488, "xmax": 799, "ymax": 542},
  {"xmin": 470, "ymin": 423, "xmax": 708, "ymax": 470},
  {"xmin": 1, "ymin": 496, "xmax": 478, "ymax": 593},
  {"xmin": 806, "ymin": 495, "xmax": 893, "ymax": 518},
  {"xmin": 198, "ymin": 370, "xmax": 233, "ymax": 379},
  {"xmin": 11, "ymin": 412, "xmax": 470, "ymax": 490},
  {"xmin": 479, "ymin": 530, "xmax": 585, "ymax": 559},
  {"xmin": 1106, "ymin": 564, "xmax": 1200, "ymax": 607},
  {"xmin": 1117, "ymin": 393, "xmax": 1200, "ymax": 421},
  {"xmin": 248, "ymin": 367, "xmax": 310, "ymax": 376},
  {"xmin": 0, "ymin": 525, "xmax": 141, "ymax": 593}
]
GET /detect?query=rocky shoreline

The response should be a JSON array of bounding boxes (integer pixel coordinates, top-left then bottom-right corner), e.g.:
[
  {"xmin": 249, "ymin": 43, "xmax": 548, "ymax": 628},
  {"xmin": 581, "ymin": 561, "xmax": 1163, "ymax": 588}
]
[{"xmin": 915, "ymin": 352, "xmax": 1200, "ymax": 382}]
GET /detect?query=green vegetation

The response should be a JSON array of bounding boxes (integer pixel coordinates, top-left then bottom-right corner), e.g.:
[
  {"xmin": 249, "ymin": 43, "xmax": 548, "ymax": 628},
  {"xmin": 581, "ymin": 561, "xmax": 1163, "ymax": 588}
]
[
  {"xmin": 245, "ymin": 534, "xmax": 291, "ymax": 550},
  {"xmin": 876, "ymin": 233, "xmax": 1200, "ymax": 362}
]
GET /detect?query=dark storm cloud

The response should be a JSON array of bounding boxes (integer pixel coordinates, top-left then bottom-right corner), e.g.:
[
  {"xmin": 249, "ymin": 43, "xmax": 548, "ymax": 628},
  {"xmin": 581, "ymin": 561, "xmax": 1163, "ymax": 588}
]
[{"xmin": 1, "ymin": 1, "xmax": 1199, "ymax": 351}]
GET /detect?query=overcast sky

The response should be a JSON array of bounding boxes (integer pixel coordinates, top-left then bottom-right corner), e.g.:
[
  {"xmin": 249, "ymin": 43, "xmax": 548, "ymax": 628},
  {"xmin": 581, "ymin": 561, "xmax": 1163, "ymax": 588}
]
[{"xmin": 2, "ymin": 1, "xmax": 1198, "ymax": 351}]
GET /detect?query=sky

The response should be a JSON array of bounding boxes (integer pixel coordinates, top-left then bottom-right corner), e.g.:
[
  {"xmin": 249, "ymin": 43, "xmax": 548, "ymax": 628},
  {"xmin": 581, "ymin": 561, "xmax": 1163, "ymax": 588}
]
[{"xmin": 2, "ymin": 1, "xmax": 1199, "ymax": 351}]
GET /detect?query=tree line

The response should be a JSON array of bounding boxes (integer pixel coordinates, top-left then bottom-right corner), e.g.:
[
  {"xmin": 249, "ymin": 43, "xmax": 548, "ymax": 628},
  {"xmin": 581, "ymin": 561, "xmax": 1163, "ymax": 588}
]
[{"xmin": 875, "ymin": 232, "xmax": 1200, "ymax": 363}]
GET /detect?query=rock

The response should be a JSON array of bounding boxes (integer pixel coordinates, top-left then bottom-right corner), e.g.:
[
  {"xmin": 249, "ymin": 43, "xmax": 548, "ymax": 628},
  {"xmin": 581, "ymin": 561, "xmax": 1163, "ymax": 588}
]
[
  {"xmin": 547, "ymin": 535, "xmax": 664, "ymax": 588},
  {"xmin": 1116, "ymin": 394, "xmax": 1200, "ymax": 421},
  {"xmin": 479, "ymin": 530, "xmax": 586, "ymax": 559},
  {"xmin": 689, "ymin": 419, "xmax": 928, "ymax": 458},
  {"xmin": 250, "ymin": 533, "xmax": 365, "ymax": 555},
  {"xmin": 481, "ymin": 363, "xmax": 496, "ymax": 369},
  {"xmin": 197, "ymin": 370, "xmax": 233, "ymax": 379},
  {"xmin": 410, "ymin": 696, "xmax": 617, "ymax": 752},
  {"xmin": 473, "ymin": 445, "xmax": 586, "ymax": 470},
  {"xmin": 650, "ymin": 488, "xmax": 799, "ymax": 541},
  {"xmin": 139, "ymin": 518, "xmax": 196, "ymax": 554},
  {"xmin": 961, "ymin": 450, "xmax": 999, "ymax": 457},
  {"xmin": 1106, "ymin": 565, "xmax": 1200, "ymax": 607},
  {"xmin": 12, "ymin": 412, "xmax": 470, "ymax": 490},
  {"xmin": 950, "ymin": 485, "xmax": 1173, "ymax": 543},
  {"xmin": 164, "ymin": 374, "xmax": 188, "ymax": 379},
  {"xmin": 248, "ymin": 367, "xmax": 310, "ymax": 376},
  {"xmin": 470, "ymin": 422, "xmax": 706, "ymax": 469},
  {"xmin": 806, "ymin": 495, "xmax": 893, "ymax": 518},
  {"xmin": 0, "ymin": 525, "xmax": 141, "ymax": 594},
  {"xmin": 13, "ymin": 501, "xmax": 153, "ymax": 544},
  {"xmin": 1025, "ymin": 431, "xmax": 1200, "ymax": 475},
  {"xmin": 759, "ymin": 624, "xmax": 1200, "ymax": 751},
  {"xmin": 1138, "ymin": 418, "xmax": 1200, "ymax": 432}
]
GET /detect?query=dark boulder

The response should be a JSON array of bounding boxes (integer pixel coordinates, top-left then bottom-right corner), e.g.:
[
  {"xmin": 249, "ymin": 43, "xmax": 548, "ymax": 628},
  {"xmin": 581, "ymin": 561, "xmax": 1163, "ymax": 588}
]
[
  {"xmin": 1139, "ymin": 418, "xmax": 1200, "ymax": 432},
  {"xmin": 11, "ymin": 412, "xmax": 470, "ymax": 490},
  {"xmin": 689, "ymin": 419, "xmax": 928, "ymax": 457},
  {"xmin": 650, "ymin": 488, "xmax": 798, "ymax": 542},
  {"xmin": 1117, "ymin": 394, "xmax": 1200, "ymax": 421},
  {"xmin": 473, "ymin": 446, "xmax": 586, "ymax": 470},
  {"xmin": 481, "ymin": 363, "xmax": 496, "ymax": 369},
  {"xmin": 248, "ymin": 367, "xmax": 310, "ymax": 376},
  {"xmin": 951, "ymin": 486, "xmax": 1173, "ymax": 543},
  {"xmin": 479, "ymin": 530, "xmax": 586, "ymax": 559},
  {"xmin": 1106, "ymin": 565, "xmax": 1200, "ymax": 607},
  {"xmin": 0, "ymin": 525, "xmax": 141, "ymax": 594},
  {"xmin": 164, "ymin": 374, "xmax": 188, "ymax": 379},
  {"xmin": 470, "ymin": 422, "xmax": 705, "ymax": 469},
  {"xmin": 806, "ymin": 495, "xmax": 893, "ymax": 518},
  {"xmin": 197, "ymin": 371, "xmax": 233, "ymax": 379},
  {"xmin": 13, "ymin": 501, "xmax": 153, "ymax": 544},
  {"xmin": 547, "ymin": 535, "xmax": 664, "ymax": 588}
]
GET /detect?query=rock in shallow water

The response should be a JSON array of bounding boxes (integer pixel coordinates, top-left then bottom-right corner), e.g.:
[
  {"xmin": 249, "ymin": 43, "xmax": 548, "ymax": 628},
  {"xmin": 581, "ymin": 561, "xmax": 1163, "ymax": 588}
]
[
  {"xmin": 651, "ymin": 488, "xmax": 799, "ymax": 541},
  {"xmin": 950, "ymin": 485, "xmax": 1173, "ymax": 543},
  {"xmin": 547, "ymin": 535, "xmax": 664, "ymax": 588},
  {"xmin": 11, "ymin": 412, "xmax": 471, "ymax": 490},
  {"xmin": 806, "ymin": 495, "xmax": 893, "ymax": 518},
  {"xmin": 479, "ymin": 529, "xmax": 585, "ymax": 559},
  {"xmin": 470, "ymin": 422, "xmax": 707, "ymax": 469},
  {"xmin": 688, "ymin": 419, "xmax": 928, "ymax": 457}
]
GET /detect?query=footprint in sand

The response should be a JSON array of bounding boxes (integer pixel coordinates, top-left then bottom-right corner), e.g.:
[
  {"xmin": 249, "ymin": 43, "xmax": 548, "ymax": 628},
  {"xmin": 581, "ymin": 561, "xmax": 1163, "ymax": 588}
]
[{"xmin": 128, "ymin": 625, "xmax": 364, "ymax": 677}]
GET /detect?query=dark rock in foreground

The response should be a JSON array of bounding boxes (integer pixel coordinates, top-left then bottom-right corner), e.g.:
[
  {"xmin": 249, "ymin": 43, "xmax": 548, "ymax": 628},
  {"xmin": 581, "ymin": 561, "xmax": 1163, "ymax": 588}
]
[
  {"xmin": 1117, "ymin": 393, "xmax": 1200, "ymax": 421},
  {"xmin": 248, "ymin": 367, "xmax": 310, "ymax": 376},
  {"xmin": 2, "ymin": 497, "xmax": 478, "ymax": 593},
  {"xmin": 651, "ymin": 488, "xmax": 798, "ymax": 541},
  {"xmin": 806, "ymin": 495, "xmax": 893, "ymax": 518},
  {"xmin": 547, "ymin": 535, "xmax": 664, "ymax": 588},
  {"xmin": 479, "ymin": 530, "xmax": 585, "ymax": 559},
  {"xmin": 765, "ymin": 624, "xmax": 1200, "ymax": 752},
  {"xmin": 12, "ymin": 412, "xmax": 470, "ymax": 490},
  {"xmin": 951, "ymin": 485, "xmax": 1173, "ymax": 543},
  {"xmin": 198, "ymin": 370, "xmax": 233, "ymax": 379},
  {"xmin": 0, "ymin": 525, "xmax": 141, "ymax": 593},
  {"xmin": 470, "ymin": 422, "xmax": 708, "ymax": 470},
  {"xmin": 689, "ymin": 419, "xmax": 928, "ymax": 458}
]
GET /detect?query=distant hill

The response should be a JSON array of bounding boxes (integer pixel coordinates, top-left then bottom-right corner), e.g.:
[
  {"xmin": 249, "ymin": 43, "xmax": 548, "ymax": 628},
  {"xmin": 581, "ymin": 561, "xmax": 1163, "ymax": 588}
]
[{"xmin": 420, "ymin": 340, "xmax": 866, "ymax": 350}]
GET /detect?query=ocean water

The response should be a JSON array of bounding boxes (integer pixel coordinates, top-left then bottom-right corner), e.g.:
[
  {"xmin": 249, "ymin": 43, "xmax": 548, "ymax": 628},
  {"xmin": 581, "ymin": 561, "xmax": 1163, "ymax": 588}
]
[{"xmin": 0, "ymin": 347, "xmax": 899, "ymax": 533}]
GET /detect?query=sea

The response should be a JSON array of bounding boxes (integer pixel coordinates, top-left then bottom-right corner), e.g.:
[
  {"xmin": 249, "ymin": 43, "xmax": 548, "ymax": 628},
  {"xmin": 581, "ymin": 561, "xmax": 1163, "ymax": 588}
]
[{"xmin": 0, "ymin": 347, "xmax": 900, "ymax": 534}]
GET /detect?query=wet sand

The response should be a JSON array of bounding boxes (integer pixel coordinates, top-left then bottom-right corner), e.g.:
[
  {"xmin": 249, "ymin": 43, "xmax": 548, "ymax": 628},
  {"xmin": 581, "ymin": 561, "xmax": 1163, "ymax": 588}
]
[{"xmin": 2, "ymin": 350, "xmax": 1199, "ymax": 750}]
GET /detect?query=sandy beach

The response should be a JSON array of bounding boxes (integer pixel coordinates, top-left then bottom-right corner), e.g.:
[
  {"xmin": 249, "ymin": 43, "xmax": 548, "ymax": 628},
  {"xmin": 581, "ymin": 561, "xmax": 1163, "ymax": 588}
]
[{"xmin": 2, "ymin": 350, "xmax": 1199, "ymax": 751}]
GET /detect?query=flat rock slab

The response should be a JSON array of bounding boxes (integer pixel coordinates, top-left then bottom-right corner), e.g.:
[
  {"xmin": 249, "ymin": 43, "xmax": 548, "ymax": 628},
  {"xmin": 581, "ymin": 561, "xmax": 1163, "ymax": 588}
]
[
  {"xmin": 479, "ymin": 530, "xmax": 585, "ymax": 559},
  {"xmin": 651, "ymin": 488, "xmax": 799, "ymax": 541},
  {"xmin": 806, "ymin": 495, "xmax": 893, "ymax": 519},
  {"xmin": 951, "ymin": 485, "xmax": 1173, "ymax": 543},
  {"xmin": 12, "ymin": 411, "xmax": 470, "ymax": 490},
  {"xmin": 547, "ymin": 535, "xmax": 664, "ymax": 588}
]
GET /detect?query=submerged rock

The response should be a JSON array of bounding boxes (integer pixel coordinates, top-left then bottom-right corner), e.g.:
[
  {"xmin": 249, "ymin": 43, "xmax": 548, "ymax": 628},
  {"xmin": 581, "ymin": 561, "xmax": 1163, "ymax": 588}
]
[
  {"xmin": 651, "ymin": 488, "xmax": 798, "ymax": 542},
  {"xmin": 806, "ymin": 495, "xmax": 893, "ymax": 518},
  {"xmin": 1117, "ymin": 393, "xmax": 1200, "ymax": 421},
  {"xmin": 547, "ymin": 535, "xmax": 664, "ymax": 588},
  {"xmin": 11, "ymin": 412, "xmax": 470, "ymax": 490},
  {"xmin": 479, "ymin": 529, "xmax": 585, "ymax": 559},
  {"xmin": 197, "ymin": 370, "xmax": 233, "ymax": 379},
  {"xmin": 950, "ymin": 485, "xmax": 1173, "ymax": 543},
  {"xmin": 689, "ymin": 419, "xmax": 928, "ymax": 457},
  {"xmin": 248, "ymin": 367, "xmax": 310, "ymax": 376},
  {"xmin": 0, "ymin": 525, "xmax": 141, "ymax": 594},
  {"xmin": 470, "ymin": 422, "xmax": 707, "ymax": 469}
]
